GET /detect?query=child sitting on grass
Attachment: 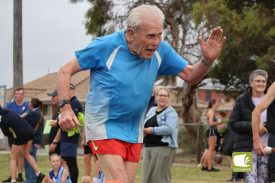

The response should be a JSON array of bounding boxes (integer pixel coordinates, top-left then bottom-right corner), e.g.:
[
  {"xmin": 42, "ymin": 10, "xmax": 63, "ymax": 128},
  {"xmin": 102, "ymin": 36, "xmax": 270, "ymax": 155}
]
[{"xmin": 44, "ymin": 153, "xmax": 71, "ymax": 183}]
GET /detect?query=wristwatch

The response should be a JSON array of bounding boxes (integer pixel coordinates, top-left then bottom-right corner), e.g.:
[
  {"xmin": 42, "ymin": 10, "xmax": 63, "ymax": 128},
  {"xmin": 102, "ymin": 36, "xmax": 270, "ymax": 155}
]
[{"xmin": 59, "ymin": 99, "xmax": 70, "ymax": 108}]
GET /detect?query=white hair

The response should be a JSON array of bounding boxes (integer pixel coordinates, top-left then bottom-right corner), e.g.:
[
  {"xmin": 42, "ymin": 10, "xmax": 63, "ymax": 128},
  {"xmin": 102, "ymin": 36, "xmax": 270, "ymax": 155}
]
[
  {"xmin": 249, "ymin": 69, "xmax": 268, "ymax": 82},
  {"xmin": 127, "ymin": 5, "xmax": 165, "ymax": 31}
]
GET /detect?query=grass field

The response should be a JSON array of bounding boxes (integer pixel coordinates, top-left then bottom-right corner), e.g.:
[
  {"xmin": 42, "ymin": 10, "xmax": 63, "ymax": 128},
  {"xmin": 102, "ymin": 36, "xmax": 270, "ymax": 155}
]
[{"xmin": 0, "ymin": 152, "xmax": 238, "ymax": 183}]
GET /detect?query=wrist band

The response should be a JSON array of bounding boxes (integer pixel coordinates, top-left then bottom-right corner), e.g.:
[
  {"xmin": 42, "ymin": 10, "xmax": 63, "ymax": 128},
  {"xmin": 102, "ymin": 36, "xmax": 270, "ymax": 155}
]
[
  {"xmin": 201, "ymin": 58, "xmax": 212, "ymax": 67},
  {"xmin": 53, "ymin": 139, "xmax": 59, "ymax": 144}
]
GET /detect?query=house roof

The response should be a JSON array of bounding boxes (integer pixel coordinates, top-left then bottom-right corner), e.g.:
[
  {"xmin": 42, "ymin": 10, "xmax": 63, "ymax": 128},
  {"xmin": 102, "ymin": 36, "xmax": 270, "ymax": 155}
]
[
  {"xmin": 6, "ymin": 70, "xmax": 90, "ymax": 103},
  {"xmin": 176, "ymin": 77, "xmax": 239, "ymax": 91},
  {"xmin": 198, "ymin": 78, "xmax": 225, "ymax": 90},
  {"xmin": 6, "ymin": 71, "xmax": 235, "ymax": 113}
]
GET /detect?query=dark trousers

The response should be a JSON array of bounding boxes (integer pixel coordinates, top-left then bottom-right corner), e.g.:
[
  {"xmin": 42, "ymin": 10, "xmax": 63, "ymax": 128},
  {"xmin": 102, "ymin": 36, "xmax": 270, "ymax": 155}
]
[{"xmin": 62, "ymin": 156, "xmax": 78, "ymax": 183}]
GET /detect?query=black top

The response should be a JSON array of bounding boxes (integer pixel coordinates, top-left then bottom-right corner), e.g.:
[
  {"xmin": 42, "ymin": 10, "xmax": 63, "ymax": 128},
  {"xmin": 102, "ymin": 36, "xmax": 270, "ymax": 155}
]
[
  {"xmin": 48, "ymin": 108, "xmax": 60, "ymax": 144},
  {"xmin": 143, "ymin": 107, "xmax": 168, "ymax": 147},
  {"xmin": 23, "ymin": 109, "xmax": 44, "ymax": 145},
  {"xmin": 70, "ymin": 96, "xmax": 83, "ymax": 115},
  {"xmin": 0, "ymin": 108, "xmax": 33, "ymax": 139},
  {"xmin": 145, "ymin": 93, "xmax": 157, "ymax": 114},
  {"xmin": 230, "ymin": 86, "xmax": 266, "ymax": 152}
]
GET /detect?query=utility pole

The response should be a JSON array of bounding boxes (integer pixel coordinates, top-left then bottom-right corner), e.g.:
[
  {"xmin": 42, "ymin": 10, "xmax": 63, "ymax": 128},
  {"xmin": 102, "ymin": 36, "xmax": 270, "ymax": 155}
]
[{"xmin": 13, "ymin": 0, "xmax": 23, "ymax": 94}]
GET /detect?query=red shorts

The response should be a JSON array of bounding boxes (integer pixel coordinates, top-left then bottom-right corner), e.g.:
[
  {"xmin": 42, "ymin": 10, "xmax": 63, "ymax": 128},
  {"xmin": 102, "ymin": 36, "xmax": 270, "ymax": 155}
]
[{"xmin": 88, "ymin": 139, "xmax": 142, "ymax": 163}]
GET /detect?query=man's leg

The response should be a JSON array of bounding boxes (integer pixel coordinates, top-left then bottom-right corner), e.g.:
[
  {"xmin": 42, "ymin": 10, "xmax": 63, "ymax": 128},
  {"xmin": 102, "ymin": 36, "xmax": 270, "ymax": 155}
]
[
  {"xmin": 97, "ymin": 154, "xmax": 128, "ymax": 182},
  {"xmin": 125, "ymin": 161, "xmax": 139, "ymax": 183},
  {"xmin": 93, "ymin": 156, "xmax": 100, "ymax": 177}
]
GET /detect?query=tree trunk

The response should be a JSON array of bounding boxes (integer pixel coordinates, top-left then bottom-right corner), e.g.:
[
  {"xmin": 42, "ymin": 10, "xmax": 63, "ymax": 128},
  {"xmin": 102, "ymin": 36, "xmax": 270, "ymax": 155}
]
[
  {"xmin": 182, "ymin": 82, "xmax": 202, "ymax": 144},
  {"xmin": 13, "ymin": 0, "xmax": 23, "ymax": 93}
]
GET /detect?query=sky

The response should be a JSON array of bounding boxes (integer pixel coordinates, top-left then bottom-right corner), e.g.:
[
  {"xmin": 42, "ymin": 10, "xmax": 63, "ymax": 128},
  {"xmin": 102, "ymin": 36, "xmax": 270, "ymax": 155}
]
[{"xmin": 0, "ymin": 0, "xmax": 92, "ymax": 89}]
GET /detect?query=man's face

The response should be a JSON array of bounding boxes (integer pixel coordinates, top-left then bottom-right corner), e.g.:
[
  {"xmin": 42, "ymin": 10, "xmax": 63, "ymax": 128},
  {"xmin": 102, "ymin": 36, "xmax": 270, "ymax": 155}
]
[
  {"xmin": 69, "ymin": 89, "xmax": 75, "ymax": 99},
  {"xmin": 130, "ymin": 18, "xmax": 163, "ymax": 59},
  {"xmin": 14, "ymin": 90, "xmax": 24, "ymax": 102},
  {"xmin": 51, "ymin": 95, "xmax": 59, "ymax": 106}
]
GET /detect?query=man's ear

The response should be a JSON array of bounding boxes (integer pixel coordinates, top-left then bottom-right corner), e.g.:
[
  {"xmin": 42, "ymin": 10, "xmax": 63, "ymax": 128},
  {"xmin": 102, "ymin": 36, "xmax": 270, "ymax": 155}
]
[{"xmin": 127, "ymin": 28, "xmax": 135, "ymax": 40}]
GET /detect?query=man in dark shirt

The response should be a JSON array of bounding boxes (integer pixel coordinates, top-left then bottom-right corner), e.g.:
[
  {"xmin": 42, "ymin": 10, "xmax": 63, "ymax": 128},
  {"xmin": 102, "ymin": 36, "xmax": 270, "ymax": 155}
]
[
  {"xmin": 61, "ymin": 84, "xmax": 82, "ymax": 183},
  {"xmin": 51, "ymin": 84, "xmax": 83, "ymax": 183},
  {"xmin": 47, "ymin": 89, "xmax": 61, "ymax": 155}
]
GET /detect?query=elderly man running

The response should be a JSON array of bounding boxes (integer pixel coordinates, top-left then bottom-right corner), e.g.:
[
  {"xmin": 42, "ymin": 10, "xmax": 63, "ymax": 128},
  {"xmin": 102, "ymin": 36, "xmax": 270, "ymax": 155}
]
[{"xmin": 57, "ymin": 5, "xmax": 226, "ymax": 183}]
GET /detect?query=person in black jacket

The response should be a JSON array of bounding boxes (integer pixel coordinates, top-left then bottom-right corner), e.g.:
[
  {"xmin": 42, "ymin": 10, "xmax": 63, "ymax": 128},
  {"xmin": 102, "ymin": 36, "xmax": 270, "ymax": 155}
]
[
  {"xmin": 23, "ymin": 98, "xmax": 44, "ymax": 183},
  {"xmin": 230, "ymin": 69, "xmax": 268, "ymax": 183},
  {"xmin": 0, "ymin": 105, "xmax": 45, "ymax": 183}
]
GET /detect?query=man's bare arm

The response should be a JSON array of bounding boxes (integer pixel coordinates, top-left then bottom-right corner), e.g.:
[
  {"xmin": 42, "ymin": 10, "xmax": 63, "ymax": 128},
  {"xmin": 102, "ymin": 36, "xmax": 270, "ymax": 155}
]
[
  {"xmin": 178, "ymin": 63, "xmax": 210, "ymax": 84},
  {"xmin": 57, "ymin": 57, "xmax": 82, "ymax": 130},
  {"xmin": 178, "ymin": 26, "xmax": 226, "ymax": 83},
  {"xmin": 252, "ymin": 82, "xmax": 275, "ymax": 155}
]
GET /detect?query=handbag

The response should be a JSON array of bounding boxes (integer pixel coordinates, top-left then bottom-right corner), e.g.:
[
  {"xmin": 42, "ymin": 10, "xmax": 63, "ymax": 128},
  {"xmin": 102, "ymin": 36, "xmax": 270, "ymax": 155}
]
[
  {"xmin": 221, "ymin": 122, "xmax": 235, "ymax": 156},
  {"xmin": 33, "ymin": 114, "xmax": 43, "ymax": 133}
]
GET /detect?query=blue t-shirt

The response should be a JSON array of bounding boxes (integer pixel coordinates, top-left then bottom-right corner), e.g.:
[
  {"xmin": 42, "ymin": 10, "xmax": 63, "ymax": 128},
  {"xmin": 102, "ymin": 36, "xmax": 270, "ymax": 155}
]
[
  {"xmin": 6, "ymin": 101, "xmax": 29, "ymax": 115},
  {"xmin": 76, "ymin": 30, "xmax": 188, "ymax": 143},
  {"xmin": 49, "ymin": 166, "xmax": 72, "ymax": 183}
]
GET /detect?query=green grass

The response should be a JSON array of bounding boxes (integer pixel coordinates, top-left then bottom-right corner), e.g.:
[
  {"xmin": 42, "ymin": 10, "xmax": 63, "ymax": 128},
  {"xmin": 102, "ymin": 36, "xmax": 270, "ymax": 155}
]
[{"xmin": 0, "ymin": 153, "xmax": 238, "ymax": 183}]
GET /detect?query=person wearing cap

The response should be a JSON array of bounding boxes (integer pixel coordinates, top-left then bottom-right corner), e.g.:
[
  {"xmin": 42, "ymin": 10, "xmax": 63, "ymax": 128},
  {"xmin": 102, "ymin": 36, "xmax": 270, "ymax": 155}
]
[
  {"xmin": 57, "ymin": 5, "xmax": 226, "ymax": 182},
  {"xmin": 58, "ymin": 84, "xmax": 83, "ymax": 183},
  {"xmin": 47, "ymin": 89, "xmax": 61, "ymax": 156}
]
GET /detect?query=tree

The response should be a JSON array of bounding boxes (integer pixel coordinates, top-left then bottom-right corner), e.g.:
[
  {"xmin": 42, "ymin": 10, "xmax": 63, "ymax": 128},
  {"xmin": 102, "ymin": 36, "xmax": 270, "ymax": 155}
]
[
  {"xmin": 13, "ymin": 0, "xmax": 23, "ymax": 97},
  {"xmin": 192, "ymin": 0, "xmax": 275, "ymax": 96}
]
